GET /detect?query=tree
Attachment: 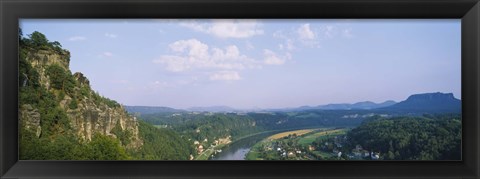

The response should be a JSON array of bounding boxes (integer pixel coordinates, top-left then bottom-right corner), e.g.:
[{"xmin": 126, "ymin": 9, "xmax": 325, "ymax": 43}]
[
  {"xmin": 46, "ymin": 64, "xmax": 67, "ymax": 90},
  {"xmin": 29, "ymin": 31, "xmax": 49, "ymax": 49},
  {"xmin": 86, "ymin": 133, "xmax": 130, "ymax": 160},
  {"xmin": 50, "ymin": 41, "xmax": 63, "ymax": 53}
]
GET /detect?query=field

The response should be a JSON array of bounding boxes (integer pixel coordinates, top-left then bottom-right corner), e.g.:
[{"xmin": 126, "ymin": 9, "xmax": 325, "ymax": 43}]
[
  {"xmin": 267, "ymin": 129, "xmax": 316, "ymax": 140},
  {"xmin": 298, "ymin": 129, "xmax": 347, "ymax": 145}
]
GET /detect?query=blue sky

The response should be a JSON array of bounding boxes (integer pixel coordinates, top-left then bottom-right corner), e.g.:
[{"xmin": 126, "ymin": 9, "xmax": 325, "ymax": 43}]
[{"xmin": 20, "ymin": 19, "xmax": 461, "ymax": 109}]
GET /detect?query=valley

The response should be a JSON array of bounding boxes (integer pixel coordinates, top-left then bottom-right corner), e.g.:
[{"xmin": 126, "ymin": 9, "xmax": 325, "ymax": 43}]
[{"xmin": 18, "ymin": 30, "xmax": 462, "ymax": 161}]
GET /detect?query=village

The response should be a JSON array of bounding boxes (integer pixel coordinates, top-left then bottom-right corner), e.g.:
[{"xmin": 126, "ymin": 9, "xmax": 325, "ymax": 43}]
[{"xmin": 246, "ymin": 128, "xmax": 381, "ymax": 160}]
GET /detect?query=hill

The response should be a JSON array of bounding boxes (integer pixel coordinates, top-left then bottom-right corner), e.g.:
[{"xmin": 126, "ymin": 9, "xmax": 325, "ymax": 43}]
[
  {"xmin": 379, "ymin": 92, "xmax": 461, "ymax": 113},
  {"xmin": 268, "ymin": 100, "xmax": 397, "ymax": 112},
  {"xmin": 125, "ymin": 106, "xmax": 185, "ymax": 114},
  {"xmin": 318, "ymin": 100, "xmax": 397, "ymax": 110},
  {"xmin": 187, "ymin": 105, "xmax": 237, "ymax": 112}
]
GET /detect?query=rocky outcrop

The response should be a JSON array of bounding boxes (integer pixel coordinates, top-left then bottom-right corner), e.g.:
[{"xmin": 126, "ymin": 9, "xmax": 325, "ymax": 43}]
[
  {"xmin": 65, "ymin": 99, "xmax": 143, "ymax": 149},
  {"xmin": 20, "ymin": 48, "xmax": 143, "ymax": 149},
  {"xmin": 19, "ymin": 104, "xmax": 42, "ymax": 137},
  {"xmin": 26, "ymin": 49, "xmax": 70, "ymax": 90}
]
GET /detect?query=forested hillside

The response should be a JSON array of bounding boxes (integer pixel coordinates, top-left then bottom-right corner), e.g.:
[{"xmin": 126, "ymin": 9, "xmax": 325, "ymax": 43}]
[{"xmin": 346, "ymin": 114, "xmax": 461, "ymax": 160}]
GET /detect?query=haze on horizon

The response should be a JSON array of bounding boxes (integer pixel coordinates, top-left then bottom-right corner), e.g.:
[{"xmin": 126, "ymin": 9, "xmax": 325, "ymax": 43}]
[{"xmin": 20, "ymin": 19, "xmax": 461, "ymax": 109}]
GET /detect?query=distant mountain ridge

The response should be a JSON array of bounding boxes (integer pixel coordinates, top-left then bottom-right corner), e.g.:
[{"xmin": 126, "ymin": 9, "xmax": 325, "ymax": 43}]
[
  {"xmin": 268, "ymin": 100, "xmax": 397, "ymax": 112},
  {"xmin": 379, "ymin": 92, "xmax": 461, "ymax": 113},
  {"xmin": 125, "ymin": 106, "xmax": 186, "ymax": 114},
  {"xmin": 187, "ymin": 106, "xmax": 237, "ymax": 112},
  {"xmin": 125, "ymin": 92, "xmax": 460, "ymax": 114},
  {"xmin": 317, "ymin": 100, "xmax": 397, "ymax": 110}
]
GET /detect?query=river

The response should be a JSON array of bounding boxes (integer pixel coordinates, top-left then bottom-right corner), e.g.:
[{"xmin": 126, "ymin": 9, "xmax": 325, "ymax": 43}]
[{"xmin": 210, "ymin": 131, "xmax": 277, "ymax": 160}]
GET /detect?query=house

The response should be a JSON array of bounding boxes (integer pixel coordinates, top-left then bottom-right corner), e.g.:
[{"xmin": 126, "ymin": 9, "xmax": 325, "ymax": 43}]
[
  {"xmin": 352, "ymin": 149, "xmax": 362, "ymax": 157},
  {"xmin": 308, "ymin": 145, "xmax": 315, "ymax": 151},
  {"xmin": 363, "ymin": 150, "xmax": 370, "ymax": 157},
  {"xmin": 197, "ymin": 145, "xmax": 204, "ymax": 154},
  {"xmin": 333, "ymin": 148, "xmax": 339, "ymax": 154},
  {"xmin": 371, "ymin": 152, "xmax": 380, "ymax": 160}
]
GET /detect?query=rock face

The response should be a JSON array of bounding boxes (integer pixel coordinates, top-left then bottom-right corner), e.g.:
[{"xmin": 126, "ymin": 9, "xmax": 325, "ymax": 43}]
[
  {"xmin": 20, "ymin": 48, "xmax": 143, "ymax": 149},
  {"xmin": 66, "ymin": 100, "xmax": 143, "ymax": 149},
  {"xmin": 26, "ymin": 50, "xmax": 70, "ymax": 90},
  {"xmin": 19, "ymin": 104, "xmax": 42, "ymax": 137}
]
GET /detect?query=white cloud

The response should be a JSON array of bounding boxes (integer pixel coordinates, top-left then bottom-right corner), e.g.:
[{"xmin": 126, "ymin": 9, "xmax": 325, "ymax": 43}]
[
  {"xmin": 263, "ymin": 49, "xmax": 287, "ymax": 65},
  {"xmin": 342, "ymin": 28, "xmax": 354, "ymax": 38},
  {"xmin": 273, "ymin": 31, "xmax": 297, "ymax": 52},
  {"xmin": 209, "ymin": 71, "xmax": 241, "ymax": 81},
  {"xmin": 298, "ymin": 24, "xmax": 321, "ymax": 48},
  {"xmin": 105, "ymin": 33, "xmax": 117, "ymax": 38},
  {"xmin": 102, "ymin": 52, "xmax": 113, "ymax": 57},
  {"xmin": 180, "ymin": 20, "xmax": 264, "ymax": 38},
  {"xmin": 275, "ymin": 25, "xmax": 320, "ymax": 51},
  {"xmin": 153, "ymin": 39, "xmax": 259, "ymax": 72},
  {"xmin": 322, "ymin": 25, "xmax": 336, "ymax": 38},
  {"xmin": 278, "ymin": 39, "xmax": 295, "ymax": 51},
  {"xmin": 147, "ymin": 80, "xmax": 172, "ymax": 90},
  {"xmin": 246, "ymin": 41, "xmax": 255, "ymax": 50},
  {"xmin": 297, "ymin": 24, "xmax": 316, "ymax": 40},
  {"xmin": 68, "ymin": 36, "xmax": 86, "ymax": 41}
]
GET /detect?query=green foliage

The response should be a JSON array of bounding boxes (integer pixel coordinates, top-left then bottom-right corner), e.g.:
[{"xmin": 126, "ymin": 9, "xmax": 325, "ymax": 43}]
[
  {"xmin": 20, "ymin": 129, "xmax": 130, "ymax": 160},
  {"xmin": 346, "ymin": 114, "xmax": 461, "ymax": 160},
  {"xmin": 104, "ymin": 97, "xmax": 120, "ymax": 108},
  {"xmin": 29, "ymin": 31, "xmax": 49, "ymax": 49},
  {"xmin": 21, "ymin": 31, "xmax": 68, "ymax": 54},
  {"xmin": 49, "ymin": 41, "xmax": 64, "ymax": 53},
  {"xmin": 69, "ymin": 98, "xmax": 78, "ymax": 109},
  {"xmin": 45, "ymin": 64, "xmax": 67, "ymax": 90},
  {"xmin": 85, "ymin": 134, "xmax": 131, "ymax": 160},
  {"xmin": 57, "ymin": 90, "xmax": 66, "ymax": 101},
  {"xmin": 19, "ymin": 86, "xmax": 41, "ymax": 106},
  {"xmin": 19, "ymin": 48, "xmax": 40, "ymax": 89},
  {"xmin": 39, "ymin": 105, "xmax": 71, "ymax": 137},
  {"xmin": 111, "ymin": 122, "xmax": 132, "ymax": 146},
  {"xmin": 64, "ymin": 72, "xmax": 77, "ymax": 95},
  {"xmin": 141, "ymin": 113, "xmax": 261, "ymax": 143},
  {"xmin": 79, "ymin": 85, "xmax": 91, "ymax": 97},
  {"xmin": 45, "ymin": 64, "xmax": 77, "ymax": 96},
  {"xmin": 133, "ymin": 121, "xmax": 192, "ymax": 160}
]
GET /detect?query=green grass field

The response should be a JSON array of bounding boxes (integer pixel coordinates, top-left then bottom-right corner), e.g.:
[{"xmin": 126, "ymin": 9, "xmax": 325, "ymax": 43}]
[
  {"xmin": 267, "ymin": 129, "xmax": 316, "ymax": 140},
  {"xmin": 297, "ymin": 129, "xmax": 347, "ymax": 145},
  {"xmin": 311, "ymin": 150, "xmax": 335, "ymax": 158}
]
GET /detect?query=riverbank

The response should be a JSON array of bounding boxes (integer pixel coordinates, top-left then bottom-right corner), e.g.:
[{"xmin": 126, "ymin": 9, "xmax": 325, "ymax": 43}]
[
  {"xmin": 246, "ymin": 128, "xmax": 348, "ymax": 160},
  {"xmin": 197, "ymin": 126, "xmax": 342, "ymax": 160}
]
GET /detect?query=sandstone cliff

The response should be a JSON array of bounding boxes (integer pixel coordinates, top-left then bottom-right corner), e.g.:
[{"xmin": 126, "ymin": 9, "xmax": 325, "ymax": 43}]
[{"xmin": 20, "ymin": 47, "xmax": 143, "ymax": 149}]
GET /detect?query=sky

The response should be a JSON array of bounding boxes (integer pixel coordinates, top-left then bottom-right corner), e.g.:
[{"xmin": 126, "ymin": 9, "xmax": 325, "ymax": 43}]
[{"xmin": 20, "ymin": 19, "xmax": 461, "ymax": 109}]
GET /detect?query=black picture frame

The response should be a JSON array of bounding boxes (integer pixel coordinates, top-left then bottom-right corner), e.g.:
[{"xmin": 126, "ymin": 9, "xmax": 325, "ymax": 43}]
[{"xmin": 1, "ymin": 0, "xmax": 479, "ymax": 178}]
